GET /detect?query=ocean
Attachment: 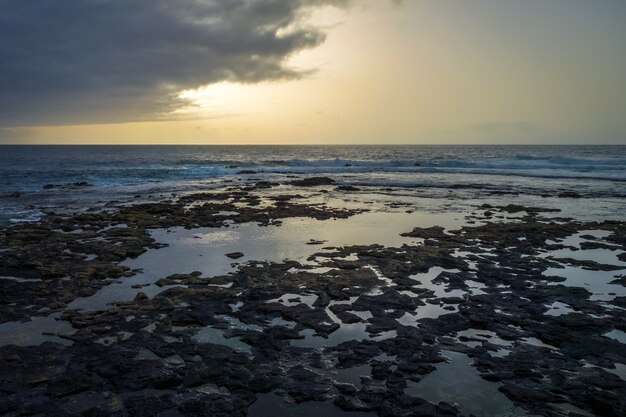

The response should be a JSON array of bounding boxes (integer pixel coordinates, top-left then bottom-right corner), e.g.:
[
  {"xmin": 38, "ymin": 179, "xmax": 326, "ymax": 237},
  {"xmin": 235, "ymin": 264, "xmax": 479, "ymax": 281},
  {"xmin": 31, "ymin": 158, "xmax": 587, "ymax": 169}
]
[
  {"xmin": 1, "ymin": 145, "xmax": 625, "ymax": 224},
  {"xmin": 1, "ymin": 145, "xmax": 626, "ymax": 415}
]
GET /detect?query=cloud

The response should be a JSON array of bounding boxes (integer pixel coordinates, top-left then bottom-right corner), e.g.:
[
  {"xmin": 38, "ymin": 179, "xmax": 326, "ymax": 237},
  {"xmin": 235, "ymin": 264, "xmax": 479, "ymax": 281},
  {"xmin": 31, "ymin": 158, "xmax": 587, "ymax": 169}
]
[{"xmin": 0, "ymin": 0, "xmax": 349, "ymax": 126}]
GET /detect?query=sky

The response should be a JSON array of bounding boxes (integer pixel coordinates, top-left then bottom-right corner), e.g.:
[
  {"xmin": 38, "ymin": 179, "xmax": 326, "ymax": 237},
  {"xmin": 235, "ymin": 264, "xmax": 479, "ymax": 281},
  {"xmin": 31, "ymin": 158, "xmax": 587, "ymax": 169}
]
[{"xmin": 1, "ymin": 0, "xmax": 625, "ymax": 145}]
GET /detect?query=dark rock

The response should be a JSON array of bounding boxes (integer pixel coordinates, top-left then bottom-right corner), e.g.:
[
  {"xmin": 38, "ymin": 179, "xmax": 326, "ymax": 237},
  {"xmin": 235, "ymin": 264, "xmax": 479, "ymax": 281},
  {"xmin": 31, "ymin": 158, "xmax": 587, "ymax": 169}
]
[
  {"xmin": 337, "ymin": 185, "xmax": 361, "ymax": 192},
  {"xmin": 400, "ymin": 226, "xmax": 446, "ymax": 239},
  {"xmin": 558, "ymin": 192, "xmax": 582, "ymax": 198},
  {"xmin": 134, "ymin": 292, "xmax": 149, "ymax": 301},
  {"xmin": 288, "ymin": 177, "xmax": 336, "ymax": 187}
]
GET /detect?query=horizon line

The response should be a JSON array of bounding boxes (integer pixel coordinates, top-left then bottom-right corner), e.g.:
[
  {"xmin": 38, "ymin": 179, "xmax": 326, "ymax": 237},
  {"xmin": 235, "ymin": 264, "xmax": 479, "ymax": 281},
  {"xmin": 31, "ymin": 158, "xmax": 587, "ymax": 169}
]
[{"xmin": 0, "ymin": 143, "xmax": 624, "ymax": 147}]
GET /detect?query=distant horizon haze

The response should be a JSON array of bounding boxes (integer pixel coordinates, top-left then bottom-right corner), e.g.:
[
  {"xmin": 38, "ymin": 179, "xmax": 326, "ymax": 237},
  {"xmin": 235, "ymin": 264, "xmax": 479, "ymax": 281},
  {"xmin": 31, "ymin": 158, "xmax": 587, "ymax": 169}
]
[{"xmin": 1, "ymin": 0, "xmax": 625, "ymax": 145}]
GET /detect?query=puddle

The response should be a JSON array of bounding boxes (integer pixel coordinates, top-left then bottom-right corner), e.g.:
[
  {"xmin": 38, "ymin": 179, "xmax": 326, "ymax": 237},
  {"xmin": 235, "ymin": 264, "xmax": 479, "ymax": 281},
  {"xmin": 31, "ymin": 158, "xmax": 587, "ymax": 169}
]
[
  {"xmin": 230, "ymin": 301, "xmax": 244, "ymax": 312},
  {"xmin": 405, "ymin": 351, "xmax": 527, "ymax": 417},
  {"xmin": 408, "ymin": 267, "xmax": 467, "ymax": 299},
  {"xmin": 290, "ymin": 303, "xmax": 398, "ymax": 349},
  {"xmin": 520, "ymin": 337, "xmax": 558, "ymax": 350},
  {"xmin": 609, "ymin": 363, "xmax": 626, "ymax": 381},
  {"xmin": 543, "ymin": 266, "xmax": 626, "ymax": 301},
  {"xmin": 268, "ymin": 294, "xmax": 318, "ymax": 308},
  {"xmin": 489, "ymin": 348, "xmax": 511, "ymax": 358},
  {"xmin": 583, "ymin": 361, "xmax": 626, "ymax": 382},
  {"xmin": 350, "ymin": 311, "xmax": 373, "ymax": 321},
  {"xmin": 456, "ymin": 329, "xmax": 513, "ymax": 349},
  {"xmin": 0, "ymin": 313, "xmax": 75, "ymax": 347},
  {"xmin": 332, "ymin": 364, "xmax": 372, "ymax": 388},
  {"xmin": 546, "ymin": 231, "xmax": 625, "ymax": 267},
  {"xmin": 409, "ymin": 267, "xmax": 456, "ymax": 284},
  {"xmin": 604, "ymin": 329, "xmax": 626, "ymax": 344},
  {"xmin": 544, "ymin": 301, "xmax": 576, "ymax": 317},
  {"xmin": 215, "ymin": 315, "xmax": 263, "ymax": 332},
  {"xmin": 466, "ymin": 280, "xmax": 487, "ymax": 295},
  {"xmin": 191, "ymin": 326, "xmax": 253, "ymax": 354},
  {"xmin": 67, "ymin": 210, "xmax": 467, "ymax": 311},
  {"xmin": 291, "ymin": 327, "xmax": 396, "ymax": 349},
  {"xmin": 397, "ymin": 302, "xmax": 458, "ymax": 327}
]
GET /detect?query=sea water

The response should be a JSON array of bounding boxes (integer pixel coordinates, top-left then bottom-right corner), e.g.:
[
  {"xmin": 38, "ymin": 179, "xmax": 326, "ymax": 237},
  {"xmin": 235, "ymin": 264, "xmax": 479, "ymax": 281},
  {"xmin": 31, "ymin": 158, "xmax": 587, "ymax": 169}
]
[{"xmin": 1, "ymin": 145, "xmax": 625, "ymax": 225}]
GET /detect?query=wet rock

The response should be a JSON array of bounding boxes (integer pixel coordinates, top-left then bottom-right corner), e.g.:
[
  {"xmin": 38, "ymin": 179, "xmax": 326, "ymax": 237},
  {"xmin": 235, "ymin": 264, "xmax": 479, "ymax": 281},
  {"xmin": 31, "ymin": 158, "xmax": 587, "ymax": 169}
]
[
  {"xmin": 558, "ymin": 192, "xmax": 582, "ymax": 198},
  {"xmin": 289, "ymin": 177, "xmax": 336, "ymax": 187},
  {"xmin": 226, "ymin": 252, "xmax": 244, "ymax": 260},
  {"xmin": 400, "ymin": 226, "xmax": 446, "ymax": 239},
  {"xmin": 1, "ymin": 189, "xmax": 625, "ymax": 417},
  {"xmin": 336, "ymin": 185, "xmax": 361, "ymax": 192},
  {"xmin": 134, "ymin": 292, "xmax": 149, "ymax": 301}
]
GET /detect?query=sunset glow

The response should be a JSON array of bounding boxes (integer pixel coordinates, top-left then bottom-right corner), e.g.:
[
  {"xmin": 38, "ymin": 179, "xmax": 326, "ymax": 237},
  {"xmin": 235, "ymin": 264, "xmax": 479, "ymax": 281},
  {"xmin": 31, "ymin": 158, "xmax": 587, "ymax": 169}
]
[{"xmin": 1, "ymin": 1, "xmax": 625, "ymax": 144}]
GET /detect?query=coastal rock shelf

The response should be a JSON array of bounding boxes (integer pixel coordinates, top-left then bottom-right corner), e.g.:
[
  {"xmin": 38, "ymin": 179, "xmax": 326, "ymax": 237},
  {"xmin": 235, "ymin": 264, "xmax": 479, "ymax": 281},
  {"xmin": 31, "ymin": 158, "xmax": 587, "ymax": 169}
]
[
  {"xmin": 0, "ymin": 185, "xmax": 362, "ymax": 323},
  {"xmin": 0, "ymin": 184, "xmax": 624, "ymax": 417}
]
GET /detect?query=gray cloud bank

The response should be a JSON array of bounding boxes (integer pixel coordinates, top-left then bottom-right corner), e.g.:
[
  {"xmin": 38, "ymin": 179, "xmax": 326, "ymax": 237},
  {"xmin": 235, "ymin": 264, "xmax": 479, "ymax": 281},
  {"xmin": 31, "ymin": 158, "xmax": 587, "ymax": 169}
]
[{"xmin": 0, "ymin": 0, "xmax": 348, "ymax": 126}]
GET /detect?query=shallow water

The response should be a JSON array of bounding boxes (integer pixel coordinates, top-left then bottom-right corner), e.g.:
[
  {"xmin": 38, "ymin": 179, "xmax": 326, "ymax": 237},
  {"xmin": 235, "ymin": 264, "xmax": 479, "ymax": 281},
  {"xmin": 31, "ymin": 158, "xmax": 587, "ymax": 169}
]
[
  {"xmin": 333, "ymin": 364, "xmax": 372, "ymax": 389},
  {"xmin": 68, "ymin": 209, "xmax": 468, "ymax": 311},
  {"xmin": 191, "ymin": 326, "xmax": 254, "ymax": 354},
  {"xmin": 543, "ymin": 265, "xmax": 626, "ymax": 301},
  {"xmin": 2, "ymin": 169, "xmax": 625, "ymax": 416},
  {"xmin": 3, "ymin": 145, "xmax": 625, "ymax": 225},
  {"xmin": 546, "ymin": 231, "xmax": 626, "ymax": 268},
  {"xmin": 0, "ymin": 313, "xmax": 74, "ymax": 347},
  {"xmin": 291, "ymin": 324, "xmax": 396, "ymax": 349},
  {"xmin": 544, "ymin": 301, "xmax": 576, "ymax": 317},
  {"xmin": 604, "ymin": 329, "xmax": 626, "ymax": 344},
  {"xmin": 405, "ymin": 351, "xmax": 527, "ymax": 417}
]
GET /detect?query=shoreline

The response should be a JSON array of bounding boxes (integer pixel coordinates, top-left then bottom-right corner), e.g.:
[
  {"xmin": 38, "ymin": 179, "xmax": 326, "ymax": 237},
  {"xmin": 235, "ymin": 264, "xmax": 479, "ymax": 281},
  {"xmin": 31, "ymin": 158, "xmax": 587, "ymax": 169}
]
[{"xmin": 1, "ymin": 179, "xmax": 625, "ymax": 417}]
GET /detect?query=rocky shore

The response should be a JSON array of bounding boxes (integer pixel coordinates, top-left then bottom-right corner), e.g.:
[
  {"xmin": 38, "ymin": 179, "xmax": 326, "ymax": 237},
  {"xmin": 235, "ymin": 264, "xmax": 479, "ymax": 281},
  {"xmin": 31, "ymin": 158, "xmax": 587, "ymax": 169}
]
[{"xmin": 0, "ymin": 180, "xmax": 624, "ymax": 417}]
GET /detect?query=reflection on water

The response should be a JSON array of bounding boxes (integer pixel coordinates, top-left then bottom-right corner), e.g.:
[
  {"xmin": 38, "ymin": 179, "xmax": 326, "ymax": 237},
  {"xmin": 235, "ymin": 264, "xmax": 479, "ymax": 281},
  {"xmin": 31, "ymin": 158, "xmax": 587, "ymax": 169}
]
[
  {"xmin": 67, "ymin": 210, "xmax": 466, "ymax": 311},
  {"xmin": 541, "ymin": 230, "xmax": 626, "ymax": 302},
  {"xmin": 604, "ymin": 329, "xmax": 626, "ymax": 344},
  {"xmin": 544, "ymin": 301, "xmax": 575, "ymax": 317},
  {"xmin": 191, "ymin": 326, "xmax": 253, "ymax": 354},
  {"xmin": 547, "ymin": 231, "xmax": 625, "ymax": 267},
  {"xmin": 292, "ymin": 299, "xmax": 395, "ymax": 349},
  {"xmin": 291, "ymin": 327, "xmax": 396, "ymax": 349},
  {"xmin": 334, "ymin": 364, "xmax": 371, "ymax": 388},
  {"xmin": 0, "ymin": 313, "xmax": 75, "ymax": 347},
  {"xmin": 406, "ymin": 351, "xmax": 527, "ymax": 417},
  {"xmin": 543, "ymin": 265, "xmax": 626, "ymax": 301}
]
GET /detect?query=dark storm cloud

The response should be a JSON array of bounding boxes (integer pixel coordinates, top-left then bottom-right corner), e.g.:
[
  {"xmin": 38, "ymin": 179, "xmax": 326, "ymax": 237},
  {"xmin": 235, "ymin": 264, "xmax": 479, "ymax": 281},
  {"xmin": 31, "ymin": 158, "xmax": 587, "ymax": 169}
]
[{"xmin": 0, "ymin": 0, "xmax": 348, "ymax": 126}]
